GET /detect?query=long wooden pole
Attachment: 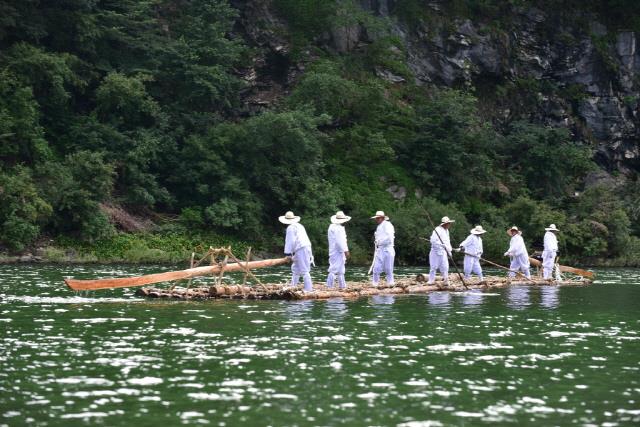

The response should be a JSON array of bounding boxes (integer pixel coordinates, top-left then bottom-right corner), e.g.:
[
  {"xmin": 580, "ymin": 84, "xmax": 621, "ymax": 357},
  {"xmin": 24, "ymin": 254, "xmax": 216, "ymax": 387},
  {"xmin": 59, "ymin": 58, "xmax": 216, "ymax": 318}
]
[
  {"xmin": 367, "ymin": 244, "xmax": 377, "ymax": 275},
  {"xmin": 419, "ymin": 207, "xmax": 468, "ymax": 289},
  {"xmin": 461, "ymin": 251, "xmax": 535, "ymax": 282},
  {"xmin": 64, "ymin": 257, "xmax": 290, "ymax": 291}
]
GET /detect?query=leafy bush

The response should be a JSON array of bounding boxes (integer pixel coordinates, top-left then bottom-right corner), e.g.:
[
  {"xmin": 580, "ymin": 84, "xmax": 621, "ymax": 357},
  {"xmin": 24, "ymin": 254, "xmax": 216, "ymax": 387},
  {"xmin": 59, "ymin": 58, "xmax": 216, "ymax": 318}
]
[
  {"xmin": 398, "ymin": 88, "xmax": 497, "ymax": 204},
  {"xmin": 55, "ymin": 229, "xmax": 249, "ymax": 264},
  {"xmin": 0, "ymin": 166, "xmax": 52, "ymax": 251},
  {"xmin": 36, "ymin": 151, "xmax": 115, "ymax": 241},
  {"xmin": 274, "ymin": 0, "xmax": 336, "ymax": 40},
  {"xmin": 0, "ymin": 70, "xmax": 50, "ymax": 165},
  {"xmin": 501, "ymin": 122, "xmax": 595, "ymax": 200},
  {"xmin": 288, "ymin": 71, "xmax": 361, "ymax": 123},
  {"xmin": 569, "ymin": 185, "xmax": 634, "ymax": 259}
]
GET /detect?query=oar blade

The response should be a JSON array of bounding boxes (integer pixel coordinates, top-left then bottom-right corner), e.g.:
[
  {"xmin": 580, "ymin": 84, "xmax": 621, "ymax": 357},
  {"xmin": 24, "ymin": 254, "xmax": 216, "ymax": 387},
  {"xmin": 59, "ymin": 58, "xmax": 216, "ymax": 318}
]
[
  {"xmin": 559, "ymin": 266, "xmax": 594, "ymax": 278},
  {"xmin": 529, "ymin": 257, "xmax": 594, "ymax": 278},
  {"xmin": 64, "ymin": 270, "xmax": 196, "ymax": 291}
]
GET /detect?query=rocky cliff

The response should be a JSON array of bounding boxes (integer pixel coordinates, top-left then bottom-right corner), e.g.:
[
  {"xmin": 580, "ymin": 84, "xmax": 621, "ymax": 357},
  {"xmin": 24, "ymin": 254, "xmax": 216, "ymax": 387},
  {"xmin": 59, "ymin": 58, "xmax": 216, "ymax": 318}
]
[{"xmin": 232, "ymin": 0, "xmax": 639, "ymax": 177}]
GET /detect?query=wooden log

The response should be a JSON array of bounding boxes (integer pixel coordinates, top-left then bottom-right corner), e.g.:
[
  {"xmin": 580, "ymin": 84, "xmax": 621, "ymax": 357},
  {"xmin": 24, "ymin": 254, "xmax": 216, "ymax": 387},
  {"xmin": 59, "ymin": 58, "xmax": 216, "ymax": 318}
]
[
  {"xmin": 135, "ymin": 275, "xmax": 593, "ymax": 301},
  {"xmin": 65, "ymin": 257, "xmax": 290, "ymax": 291}
]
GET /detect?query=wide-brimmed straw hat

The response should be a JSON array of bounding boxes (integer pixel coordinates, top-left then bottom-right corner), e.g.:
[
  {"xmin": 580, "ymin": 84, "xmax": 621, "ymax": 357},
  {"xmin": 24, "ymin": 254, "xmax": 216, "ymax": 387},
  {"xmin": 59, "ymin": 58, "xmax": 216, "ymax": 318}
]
[
  {"xmin": 440, "ymin": 216, "xmax": 455, "ymax": 225},
  {"xmin": 370, "ymin": 210, "xmax": 389, "ymax": 220},
  {"xmin": 331, "ymin": 211, "xmax": 352, "ymax": 224},
  {"xmin": 545, "ymin": 223, "xmax": 560, "ymax": 232},
  {"xmin": 507, "ymin": 225, "xmax": 521, "ymax": 235},
  {"xmin": 470, "ymin": 225, "xmax": 487, "ymax": 235},
  {"xmin": 279, "ymin": 211, "xmax": 301, "ymax": 224}
]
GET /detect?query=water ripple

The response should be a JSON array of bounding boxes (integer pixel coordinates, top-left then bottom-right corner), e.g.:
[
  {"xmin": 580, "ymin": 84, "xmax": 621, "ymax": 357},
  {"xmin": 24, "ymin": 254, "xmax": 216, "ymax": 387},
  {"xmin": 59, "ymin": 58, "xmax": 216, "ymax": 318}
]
[{"xmin": 0, "ymin": 265, "xmax": 639, "ymax": 425}]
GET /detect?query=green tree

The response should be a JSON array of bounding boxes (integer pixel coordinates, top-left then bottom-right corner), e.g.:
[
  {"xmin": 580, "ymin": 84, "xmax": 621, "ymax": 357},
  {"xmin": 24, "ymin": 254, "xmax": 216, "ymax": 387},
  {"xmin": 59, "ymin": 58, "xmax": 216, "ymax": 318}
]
[
  {"xmin": 223, "ymin": 109, "xmax": 333, "ymax": 220},
  {"xmin": 36, "ymin": 151, "xmax": 115, "ymax": 241},
  {"xmin": 0, "ymin": 70, "xmax": 50, "ymax": 165},
  {"xmin": 398, "ymin": 88, "xmax": 497, "ymax": 204},
  {"xmin": 0, "ymin": 166, "xmax": 52, "ymax": 251},
  {"xmin": 569, "ymin": 185, "xmax": 633, "ymax": 258},
  {"xmin": 502, "ymin": 122, "xmax": 595, "ymax": 200}
]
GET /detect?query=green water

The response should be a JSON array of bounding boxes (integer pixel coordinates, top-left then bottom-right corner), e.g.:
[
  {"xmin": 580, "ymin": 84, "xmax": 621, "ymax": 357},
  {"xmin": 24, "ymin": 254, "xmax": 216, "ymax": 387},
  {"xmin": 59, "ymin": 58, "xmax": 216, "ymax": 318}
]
[{"xmin": 1, "ymin": 265, "xmax": 639, "ymax": 426}]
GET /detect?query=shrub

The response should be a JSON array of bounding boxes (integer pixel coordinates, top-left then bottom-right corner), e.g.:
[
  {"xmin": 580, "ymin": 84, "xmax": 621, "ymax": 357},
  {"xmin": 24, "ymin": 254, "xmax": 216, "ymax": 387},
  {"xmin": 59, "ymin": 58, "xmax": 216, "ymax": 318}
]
[{"xmin": 0, "ymin": 166, "xmax": 52, "ymax": 251}]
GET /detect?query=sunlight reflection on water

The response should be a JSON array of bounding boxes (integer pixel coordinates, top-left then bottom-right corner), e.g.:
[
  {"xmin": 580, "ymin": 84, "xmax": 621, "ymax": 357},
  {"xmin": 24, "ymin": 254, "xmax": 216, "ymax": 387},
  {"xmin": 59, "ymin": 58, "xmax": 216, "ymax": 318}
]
[{"xmin": 0, "ymin": 265, "xmax": 639, "ymax": 426}]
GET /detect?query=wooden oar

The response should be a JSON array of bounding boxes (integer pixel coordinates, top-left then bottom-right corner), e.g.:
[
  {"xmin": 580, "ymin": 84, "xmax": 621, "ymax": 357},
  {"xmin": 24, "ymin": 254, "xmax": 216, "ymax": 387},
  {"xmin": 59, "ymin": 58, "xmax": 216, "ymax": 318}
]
[
  {"xmin": 419, "ymin": 207, "xmax": 468, "ymax": 289},
  {"xmin": 367, "ymin": 244, "xmax": 377, "ymax": 276},
  {"xmin": 459, "ymin": 251, "xmax": 534, "ymax": 282},
  {"xmin": 528, "ymin": 257, "xmax": 594, "ymax": 278},
  {"xmin": 64, "ymin": 257, "xmax": 290, "ymax": 291}
]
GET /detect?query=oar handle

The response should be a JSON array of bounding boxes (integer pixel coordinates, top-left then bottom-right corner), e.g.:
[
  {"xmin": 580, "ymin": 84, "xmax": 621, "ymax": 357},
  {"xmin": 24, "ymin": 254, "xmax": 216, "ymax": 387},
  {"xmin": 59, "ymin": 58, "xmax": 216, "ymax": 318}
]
[{"xmin": 419, "ymin": 207, "xmax": 468, "ymax": 289}]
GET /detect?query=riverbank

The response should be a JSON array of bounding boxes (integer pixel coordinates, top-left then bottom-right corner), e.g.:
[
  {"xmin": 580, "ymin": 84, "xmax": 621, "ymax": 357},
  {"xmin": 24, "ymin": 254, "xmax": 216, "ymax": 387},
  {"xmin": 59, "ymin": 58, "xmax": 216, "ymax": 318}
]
[
  {"xmin": 0, "ymin": 231, "xmax": 254, "ymax": 265},
  {"xmin": 1, "ymin": 231, "xmax": 637, "ymax": 268}
]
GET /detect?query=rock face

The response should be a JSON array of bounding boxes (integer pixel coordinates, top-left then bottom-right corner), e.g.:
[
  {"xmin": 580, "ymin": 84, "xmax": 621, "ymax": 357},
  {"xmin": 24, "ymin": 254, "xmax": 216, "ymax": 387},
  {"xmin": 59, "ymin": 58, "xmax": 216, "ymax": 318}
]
[
  {"xmin": 231, "ymin": 0, "xmax": 639, "ymax": 175},
  {"xmin": 382, "ymin": 8, "xmax": 639, "ymax": 175}
]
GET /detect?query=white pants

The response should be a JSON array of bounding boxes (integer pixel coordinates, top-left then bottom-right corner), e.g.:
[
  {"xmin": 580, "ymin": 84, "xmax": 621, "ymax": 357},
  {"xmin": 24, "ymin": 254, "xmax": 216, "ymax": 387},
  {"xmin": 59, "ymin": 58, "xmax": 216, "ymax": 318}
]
[
  {"xmin": 372, "ymin": 246, "xmax": 395, "ymax": 286},
  {"xmin": 463, "ymin": 255, "xmax": 483, "ymax": 280},
  {"xmin": 428, "ymin": 249, "xmax": 449, "ymax": 283},
  {"xmin": 291, "ymin": 246, "xmax": 313, "ymax": 291},
  {"xmin": 542, "ymin": 250, "xmax": 557, "ymax": 279},
  {"xmin": 327, "ymin": 252, "xmax": 346, "ymax": 289},
  {"xmin": 508, "ymin": 254, "xmax": 531, "ymax": 279}
]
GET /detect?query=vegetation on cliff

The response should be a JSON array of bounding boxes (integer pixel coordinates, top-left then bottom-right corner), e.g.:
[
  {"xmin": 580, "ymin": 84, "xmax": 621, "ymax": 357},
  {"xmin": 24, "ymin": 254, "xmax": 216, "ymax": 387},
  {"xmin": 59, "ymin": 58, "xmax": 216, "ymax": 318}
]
[{"xmin": 0, "ymin": 0, "xmax": 638, "ymax": 265}]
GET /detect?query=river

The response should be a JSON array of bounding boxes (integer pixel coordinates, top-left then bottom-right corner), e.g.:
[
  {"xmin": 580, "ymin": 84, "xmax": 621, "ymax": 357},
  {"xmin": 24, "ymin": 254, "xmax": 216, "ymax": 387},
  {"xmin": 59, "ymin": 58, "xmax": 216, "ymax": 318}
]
[{"xmin": 1, "ymin": 265, "xmax": 639, "ymax": 426}]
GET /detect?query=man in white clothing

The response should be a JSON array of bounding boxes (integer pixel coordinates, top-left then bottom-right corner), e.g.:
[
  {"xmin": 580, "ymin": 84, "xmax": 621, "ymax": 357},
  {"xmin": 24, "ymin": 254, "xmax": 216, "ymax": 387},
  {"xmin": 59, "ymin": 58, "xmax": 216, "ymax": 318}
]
[
  {"xmin": 370, "ymin": 211, "xmax": 395, "ymax": 286},
  {"xmin": 542, "ymin": 224, "xmax": 560, "ymax": 279},
  {"xmin": 458, "ymin": 225, "xmax": 486, "ymax": 281},
  {"xmin": 428, "ymin": 216, "xmax": 455, "ymax": 285},
  {"xmin": 504, "ymin": 226, "xmax": 531, "ymax": 279},
  {"xmin": 279, "ymin": 211, "xmax": 314, "ymax": 292},
  {"xmin": 327, "ymin": 211, "xmax": 351, "ymax": 289}
]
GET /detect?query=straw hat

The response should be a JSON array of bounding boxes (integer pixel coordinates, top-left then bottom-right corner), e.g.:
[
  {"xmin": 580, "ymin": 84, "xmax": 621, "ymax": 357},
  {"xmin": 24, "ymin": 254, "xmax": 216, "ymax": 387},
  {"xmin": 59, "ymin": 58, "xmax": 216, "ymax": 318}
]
[
  {"xmin": 331, "ymin": 211, "xmax": 351, "ymax": 224},
  {"xmin": 278, "ymin": 211, "xmax": 301, "ymax": 224},
  {"xmin": 470, "ymin": 225, "xmax": 487, "ymax": 235},
  {"xmin": 545, "ymin": 224, "xmax": 560, "ymax": 232},
  {"xmin": 507, "ymin": 225, "xmax": 521, "ymax": 235},
  {"xmin": 440, "ymin": 216, "xmax": 455, "ymax": 225},
  {"xmin": 370, "ymin": 210, "xmax": 389, "ymax": 220}
]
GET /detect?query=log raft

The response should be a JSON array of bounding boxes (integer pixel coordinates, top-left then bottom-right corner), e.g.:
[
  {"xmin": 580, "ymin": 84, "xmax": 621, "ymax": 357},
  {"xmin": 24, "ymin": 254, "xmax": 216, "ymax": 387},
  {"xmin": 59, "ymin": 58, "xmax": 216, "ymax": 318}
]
[{"xmin": 134, "ymin": 275, "xmax": 593, "ymax": 301}]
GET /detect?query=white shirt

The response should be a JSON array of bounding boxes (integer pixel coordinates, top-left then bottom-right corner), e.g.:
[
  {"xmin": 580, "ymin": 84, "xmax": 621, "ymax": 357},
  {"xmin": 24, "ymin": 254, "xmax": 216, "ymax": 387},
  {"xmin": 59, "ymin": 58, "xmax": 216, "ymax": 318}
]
[
  {"xmin": 430, "ymin": 226, "xmax": 452, "ymax": 253},
  {"xmin": 507, "ymin": 233, "xmax": 528, "ymax": 257},
  {"xmin": 459, "ymin": 234, "xmax": 483, "ymax": 256},
  {"xmin": 328, "ymin": 223, "xmax": 348, "ymax": 256},
  {"xmin": 375, "ymin": 220, "xmax": 395, "ymax": 247},
  {"xmin": 284, "ymin": 223, "xmax": 311, "ymax": 254},
  {"xmin": 544, "ymin": 231, "xmax": 558, "ymax": 252}
]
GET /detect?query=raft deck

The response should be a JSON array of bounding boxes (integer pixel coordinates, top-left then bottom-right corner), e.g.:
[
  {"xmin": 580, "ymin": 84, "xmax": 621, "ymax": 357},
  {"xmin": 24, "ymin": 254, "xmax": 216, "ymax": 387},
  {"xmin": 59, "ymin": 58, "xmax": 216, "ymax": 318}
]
[{"xmin": 135, "ymin": 275, "xmax": 593, "ymax": 301}]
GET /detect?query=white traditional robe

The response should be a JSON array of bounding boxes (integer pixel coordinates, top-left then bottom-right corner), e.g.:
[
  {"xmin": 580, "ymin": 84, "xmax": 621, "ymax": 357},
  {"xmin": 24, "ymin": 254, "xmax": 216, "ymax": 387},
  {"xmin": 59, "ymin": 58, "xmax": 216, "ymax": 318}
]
[
  {"xmin": 284, "ymin": 222, "xmax": 314, "ymax": 291},
  {"xmin": 327, "ymin": 223, "xmax": 348, "ymax": 289},
  {"xmin": 428, "ymin": 225, "xmax": 452, "ymax": 284},
  {"xmin": 542, "ymin": 231, "xmax": 559, "ymax": 279},
  {"xmin": 459, "ymin": 234, "xmax": 484, "ymax": 280},
  {"xmin": 505, "ymin": 233, "xmax": 530, "ymax": 279},
  {"xmin": 372, "ymin": 220, "xmax": 395, "ymax": 286}
]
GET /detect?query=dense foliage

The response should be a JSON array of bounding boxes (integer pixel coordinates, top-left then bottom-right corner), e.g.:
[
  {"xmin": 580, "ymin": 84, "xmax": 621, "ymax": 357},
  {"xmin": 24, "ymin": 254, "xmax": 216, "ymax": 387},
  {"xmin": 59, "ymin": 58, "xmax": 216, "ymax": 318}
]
[{"xmin": 1, "ymin": 0, "xmax": 638, "ymax": 265}]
